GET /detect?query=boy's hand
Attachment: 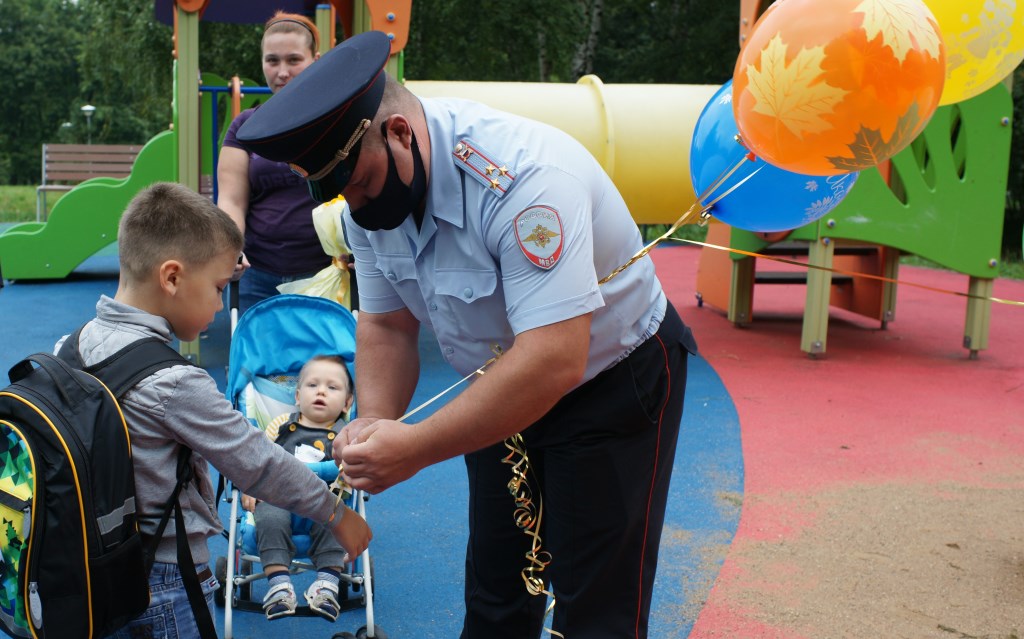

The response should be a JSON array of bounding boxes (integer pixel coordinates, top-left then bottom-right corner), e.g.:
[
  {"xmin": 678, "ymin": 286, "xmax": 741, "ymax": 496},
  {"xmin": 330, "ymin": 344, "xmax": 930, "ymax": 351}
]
[
  {"xmin": 241, "ymin": 494, "xmax": 257, "ymax": 512},
  {"xmin": 329, "ymin": 504, "xmax": 372, "ymax": 562},
  {"xmin": 231, "ymin": 253, "xmax": 250, "ymax": 282}
]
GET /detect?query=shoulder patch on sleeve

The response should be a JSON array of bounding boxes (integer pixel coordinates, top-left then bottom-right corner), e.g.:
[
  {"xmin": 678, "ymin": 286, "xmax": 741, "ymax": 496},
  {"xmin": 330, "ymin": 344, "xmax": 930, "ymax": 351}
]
[
  {"xmin": 452, "ymin": 138, "xmax": 516, "ymax": 198},
  {"xmin": 514, "ymin": 206, "xmax": 563, "ymax": 270}
]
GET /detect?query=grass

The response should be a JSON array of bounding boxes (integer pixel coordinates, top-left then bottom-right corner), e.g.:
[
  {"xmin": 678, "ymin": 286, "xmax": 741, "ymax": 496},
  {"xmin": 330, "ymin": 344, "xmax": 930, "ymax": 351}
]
[{"xmin": 0, "ymin": 185, "xmax": 63, "ymax": 223}]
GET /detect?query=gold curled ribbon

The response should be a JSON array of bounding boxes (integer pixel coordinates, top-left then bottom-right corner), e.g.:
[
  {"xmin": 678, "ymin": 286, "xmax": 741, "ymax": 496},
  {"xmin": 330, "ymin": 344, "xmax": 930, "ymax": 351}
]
[
  {"xmin": 679, "ymin": 239, "xmax": 1024, "ymax": 307},
  {"xmin": 502, "ymin": 433, "xmax": 563, "ymax": 638}
]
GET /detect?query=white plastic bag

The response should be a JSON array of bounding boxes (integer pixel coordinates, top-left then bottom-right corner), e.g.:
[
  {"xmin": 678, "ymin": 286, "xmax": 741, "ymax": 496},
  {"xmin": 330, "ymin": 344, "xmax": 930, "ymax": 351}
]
[{"xmin": 276, "ymin": 196, "xmax": 353, "ymax": 308}]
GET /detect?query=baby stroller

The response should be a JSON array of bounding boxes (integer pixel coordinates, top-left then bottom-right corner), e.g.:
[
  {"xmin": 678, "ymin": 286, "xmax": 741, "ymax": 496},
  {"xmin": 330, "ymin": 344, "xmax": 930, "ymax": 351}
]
[{"xmin": 218, "ymin": 293, "xmax": 383, "ymax": 639}]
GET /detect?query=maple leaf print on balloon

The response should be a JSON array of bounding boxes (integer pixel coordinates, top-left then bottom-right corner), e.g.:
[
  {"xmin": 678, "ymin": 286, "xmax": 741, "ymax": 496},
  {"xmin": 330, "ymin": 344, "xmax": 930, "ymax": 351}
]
[
  {"xmin": 745, "ymin": 34, "xmax": 849, "ymax": 139},
  {"xmin": 827, "ymin": 102, "xmax": 921, "ymax": 172},
  {"xmin": 856, "ymin": 0, "xmax": 942, "ymax": 62}
]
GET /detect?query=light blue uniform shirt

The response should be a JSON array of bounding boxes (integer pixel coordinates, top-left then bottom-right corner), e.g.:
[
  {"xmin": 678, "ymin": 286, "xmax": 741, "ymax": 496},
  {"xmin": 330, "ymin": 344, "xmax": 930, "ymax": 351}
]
[{"xmin": 345, "ymin": 98, "xmax": 666, "ymax": 383}]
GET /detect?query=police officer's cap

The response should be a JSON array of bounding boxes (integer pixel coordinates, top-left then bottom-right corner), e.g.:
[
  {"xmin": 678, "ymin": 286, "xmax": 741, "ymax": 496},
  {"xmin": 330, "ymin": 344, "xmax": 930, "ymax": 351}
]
[{"xmin": 237, "ymin": 30, "xmax": 391, "ymax": 202}]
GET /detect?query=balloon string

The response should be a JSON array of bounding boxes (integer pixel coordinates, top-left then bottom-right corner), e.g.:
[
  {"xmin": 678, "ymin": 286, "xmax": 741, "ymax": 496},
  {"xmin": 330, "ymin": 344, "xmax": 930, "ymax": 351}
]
[
  {"xmin": 676, "ymin": 239, "xmax": 1024, "ymax": 307},
  {"xmin": 399, "ymin": 345, "xmax": 505, "ymax": 422},
  {"xmin": 333, "ymin": 346, "xmax": 505, "ymax": 509},
  {"xmin": 598, "ymin": 152, "xmax": 756, "ymax": 285}
]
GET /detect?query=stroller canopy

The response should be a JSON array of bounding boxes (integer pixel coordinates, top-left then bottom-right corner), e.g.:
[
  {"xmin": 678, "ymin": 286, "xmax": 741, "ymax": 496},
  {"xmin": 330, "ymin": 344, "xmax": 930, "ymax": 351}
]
[{"xmin": 225, "ymin": 294, "xmax": 357, "ymax": 404}]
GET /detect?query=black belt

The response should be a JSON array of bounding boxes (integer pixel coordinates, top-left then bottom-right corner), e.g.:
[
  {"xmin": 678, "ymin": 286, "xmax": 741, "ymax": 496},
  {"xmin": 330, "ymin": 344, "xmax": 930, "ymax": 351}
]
[{"xmin": 197, "ymin": 566, "xmax": 213, "ymax": 582}]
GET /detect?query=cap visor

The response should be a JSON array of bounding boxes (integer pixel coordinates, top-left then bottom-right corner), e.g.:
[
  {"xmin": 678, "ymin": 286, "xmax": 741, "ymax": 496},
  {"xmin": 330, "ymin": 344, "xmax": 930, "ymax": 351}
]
[{"xmin": 307, "ymin": 169, "xmax": 348, "ymax": 204}]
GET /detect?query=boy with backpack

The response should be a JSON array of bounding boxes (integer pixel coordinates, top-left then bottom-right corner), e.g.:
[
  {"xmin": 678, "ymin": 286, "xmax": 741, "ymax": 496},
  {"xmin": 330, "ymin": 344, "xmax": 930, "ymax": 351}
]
[{"xmin": 60, "ymin": 182, "xmax": 371, "ymax": 638}]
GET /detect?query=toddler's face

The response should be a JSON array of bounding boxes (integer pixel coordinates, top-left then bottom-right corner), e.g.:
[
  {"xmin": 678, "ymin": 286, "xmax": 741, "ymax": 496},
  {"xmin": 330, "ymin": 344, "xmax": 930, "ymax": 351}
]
[{"xmin": 296, "ymin": 360, "xmax": 351, "ymax": 425}]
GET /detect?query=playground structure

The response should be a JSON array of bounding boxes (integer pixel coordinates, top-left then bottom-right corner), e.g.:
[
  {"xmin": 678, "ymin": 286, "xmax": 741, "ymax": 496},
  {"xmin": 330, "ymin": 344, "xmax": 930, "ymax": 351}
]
[
  {"xmin": 696, "ymin": 83, "xmax": 1012, "ymax": 357},
  {"xmin": 0, "ymin": 0, "xmax": 1013, "ymax": 358}
]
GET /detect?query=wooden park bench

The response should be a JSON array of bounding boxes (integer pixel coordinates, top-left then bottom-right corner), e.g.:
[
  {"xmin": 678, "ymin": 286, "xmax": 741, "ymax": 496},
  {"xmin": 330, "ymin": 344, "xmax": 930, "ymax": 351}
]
[{"xmin": 36, "ymin": 143, "xmax": 144, "ymax": 221}]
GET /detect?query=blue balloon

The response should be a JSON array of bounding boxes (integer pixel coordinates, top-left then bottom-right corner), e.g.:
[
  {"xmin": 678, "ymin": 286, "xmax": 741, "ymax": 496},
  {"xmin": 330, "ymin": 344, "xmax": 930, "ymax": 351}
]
[{"xmin": 690, "ymin": 81, "xmax": 859, "ymax": 233}]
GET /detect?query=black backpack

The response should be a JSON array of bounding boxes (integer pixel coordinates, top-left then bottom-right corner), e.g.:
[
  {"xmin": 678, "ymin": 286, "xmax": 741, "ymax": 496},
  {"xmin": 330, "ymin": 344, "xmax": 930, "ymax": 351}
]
[{"xmin": 0, "ymin": 331, "xmax": 215, "ymax": 639}]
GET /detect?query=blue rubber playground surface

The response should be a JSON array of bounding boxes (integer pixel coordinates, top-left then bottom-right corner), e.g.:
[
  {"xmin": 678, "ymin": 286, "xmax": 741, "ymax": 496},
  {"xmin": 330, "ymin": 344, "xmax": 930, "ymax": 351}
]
[{"xmin": 0, "ymin": 246, "xmax": 743, "ymax": 639}]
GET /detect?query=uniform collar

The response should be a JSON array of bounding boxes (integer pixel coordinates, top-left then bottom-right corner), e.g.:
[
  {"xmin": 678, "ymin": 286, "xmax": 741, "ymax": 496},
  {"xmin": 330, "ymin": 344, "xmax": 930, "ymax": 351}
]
[{"xmin": 422, "ymin": 98, "xmax": 466, "ymax": 229}]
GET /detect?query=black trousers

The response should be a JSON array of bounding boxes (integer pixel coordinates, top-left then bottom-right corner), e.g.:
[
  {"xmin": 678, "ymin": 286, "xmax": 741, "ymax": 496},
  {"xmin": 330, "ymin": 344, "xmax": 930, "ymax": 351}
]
[{"xmin": 462, "ymin": 302, "xmax": 694, "ymax": 639}]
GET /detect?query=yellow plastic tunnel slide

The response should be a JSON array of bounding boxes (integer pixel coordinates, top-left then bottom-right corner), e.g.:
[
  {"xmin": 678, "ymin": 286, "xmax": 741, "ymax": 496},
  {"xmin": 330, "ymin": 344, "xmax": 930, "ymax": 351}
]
[{"xmin": 407, "ymin": 77, "xmax": 720, "ymax": 225}]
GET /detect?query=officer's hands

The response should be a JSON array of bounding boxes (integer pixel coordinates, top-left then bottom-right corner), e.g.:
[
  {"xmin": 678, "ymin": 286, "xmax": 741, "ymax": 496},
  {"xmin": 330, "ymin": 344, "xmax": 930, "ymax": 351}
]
[
  {"xmin": 329, "ymin": 504, "xmax": 372, "ymax": 563},
  {"xmin": 333, "ymin": 416, "xmax": 379, "ymax": 465},
  {"xmin": 339, "ymin": 419, "xmax": 427, "ymax": 494}
]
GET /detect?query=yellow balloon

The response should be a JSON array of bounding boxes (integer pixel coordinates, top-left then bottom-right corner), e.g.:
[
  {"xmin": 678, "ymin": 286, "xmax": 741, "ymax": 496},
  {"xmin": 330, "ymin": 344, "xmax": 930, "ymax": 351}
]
[{"xmin": 925, "ymin": 0, "xmax": 1024, "ymax": 105}]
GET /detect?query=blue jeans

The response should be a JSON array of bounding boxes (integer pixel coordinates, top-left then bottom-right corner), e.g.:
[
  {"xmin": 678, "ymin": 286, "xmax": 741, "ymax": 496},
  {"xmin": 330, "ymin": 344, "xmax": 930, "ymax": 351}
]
[
  {"xmin": 107, "ymin": 562, "xmax": 218, "ymax": 639},
  {"xmin": 238, "ymin": 265, "xmax": 321, "ymax": 314}
]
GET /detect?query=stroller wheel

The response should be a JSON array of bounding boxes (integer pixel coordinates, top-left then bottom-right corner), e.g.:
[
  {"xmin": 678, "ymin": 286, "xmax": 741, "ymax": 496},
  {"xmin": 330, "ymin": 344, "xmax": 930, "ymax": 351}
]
[
  {"xmin": 355, "ymin": 626, "xmax": 388, "ymax": 639},
  {"xmin": 331, "ymin": 634, "xmax": 356, "ymax": 639},
  {"xmin": 214, "ymin": 556, "xmax": 228, "ymax": 607}
]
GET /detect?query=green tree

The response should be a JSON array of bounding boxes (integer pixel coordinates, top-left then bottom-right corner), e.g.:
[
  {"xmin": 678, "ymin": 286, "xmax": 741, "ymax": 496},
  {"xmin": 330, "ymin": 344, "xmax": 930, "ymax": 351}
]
[
  {"xmin": 74, "ymin": 0, "xmax": 266, "ymax": 145},
  {"xmin": 406, "ymin": 0, "xmax": 585, "ymax": 82},
  {"xmin": 76, "ymin": 0, "xmax": 174, "ymax": 146},
  {"xmin": 592, "ymin": 0, "xmax": 740, "ymax": 84},
  {"xmin": 0, "ymin": 0, "xmax": 83, "ymax": 184}
]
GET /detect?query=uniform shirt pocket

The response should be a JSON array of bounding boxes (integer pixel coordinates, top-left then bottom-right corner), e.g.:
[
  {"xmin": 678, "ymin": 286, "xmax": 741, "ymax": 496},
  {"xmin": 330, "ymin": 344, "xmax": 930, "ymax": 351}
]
[{"xmin": 435, "ymin": 267, "xmax": 497, "ymax": 305}]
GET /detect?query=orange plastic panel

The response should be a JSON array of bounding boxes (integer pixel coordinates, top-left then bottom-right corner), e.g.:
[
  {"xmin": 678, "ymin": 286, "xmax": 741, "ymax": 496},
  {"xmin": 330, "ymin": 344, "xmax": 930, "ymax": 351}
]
[
  {"xmin": 175, "ymin": 0, "xmax": 209, "ymax": 13},
  {"xmin": 365, "ymin": 0, "xmax": 412, "ymax": 53}
]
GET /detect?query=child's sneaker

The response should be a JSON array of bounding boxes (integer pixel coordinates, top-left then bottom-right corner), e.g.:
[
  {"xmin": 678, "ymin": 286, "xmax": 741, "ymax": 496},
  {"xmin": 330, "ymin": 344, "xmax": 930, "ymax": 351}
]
[
  {"xmin": 305, "ymin": 579, "xmax": 341, "ymax": 622},
  {"xmin": 262, "ymin": 581, "xmax": 297, "ymax": 620}
]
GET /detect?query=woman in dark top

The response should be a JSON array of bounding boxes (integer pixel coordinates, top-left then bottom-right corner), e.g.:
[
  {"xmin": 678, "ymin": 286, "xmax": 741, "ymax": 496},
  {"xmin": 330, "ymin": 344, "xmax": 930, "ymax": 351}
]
[{"xmin": 218, "ymin": 12, "xmax": 329, "ymax": 313}]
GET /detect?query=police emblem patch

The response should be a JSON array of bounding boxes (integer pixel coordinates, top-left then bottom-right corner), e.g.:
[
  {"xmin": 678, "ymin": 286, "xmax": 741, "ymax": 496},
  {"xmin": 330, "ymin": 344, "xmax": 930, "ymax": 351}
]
[{"xmin": 514, "ymin": 206, "xmax": 563, "ymax": 269}]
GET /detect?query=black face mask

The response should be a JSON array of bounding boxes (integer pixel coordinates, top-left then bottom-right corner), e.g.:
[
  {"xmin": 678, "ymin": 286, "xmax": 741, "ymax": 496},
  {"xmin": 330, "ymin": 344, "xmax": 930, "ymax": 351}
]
[{"xmin": 349, "ymin": 123, "xmax": 427, "ymax": 232}]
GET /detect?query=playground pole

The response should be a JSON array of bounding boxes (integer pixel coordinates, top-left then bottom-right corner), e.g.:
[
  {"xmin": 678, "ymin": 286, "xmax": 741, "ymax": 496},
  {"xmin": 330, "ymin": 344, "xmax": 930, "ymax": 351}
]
[{"xmin": 174, "ymin": 0, "xmax": 206, "ymax": 363}]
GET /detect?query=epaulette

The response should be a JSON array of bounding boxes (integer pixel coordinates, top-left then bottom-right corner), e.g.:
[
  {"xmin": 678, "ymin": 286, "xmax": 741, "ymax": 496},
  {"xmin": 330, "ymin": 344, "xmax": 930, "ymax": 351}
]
[{"xmin": 452, "ymin": 138, "xmax": 517, "ymax": 198}]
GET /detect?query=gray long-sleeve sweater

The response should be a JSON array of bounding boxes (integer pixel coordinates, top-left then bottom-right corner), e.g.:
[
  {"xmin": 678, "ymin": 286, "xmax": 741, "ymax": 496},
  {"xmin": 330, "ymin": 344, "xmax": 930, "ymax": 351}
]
[{"xmin": 58, "ymin": 295, "xmax": 338, "ymax": 564}]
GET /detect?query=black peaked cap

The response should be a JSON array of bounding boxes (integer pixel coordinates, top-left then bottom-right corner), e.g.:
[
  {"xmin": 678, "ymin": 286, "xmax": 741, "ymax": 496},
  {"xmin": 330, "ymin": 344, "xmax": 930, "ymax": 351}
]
[{"xmin": 236, "ymin": 30, "xmax": 391, "ymax": 176}]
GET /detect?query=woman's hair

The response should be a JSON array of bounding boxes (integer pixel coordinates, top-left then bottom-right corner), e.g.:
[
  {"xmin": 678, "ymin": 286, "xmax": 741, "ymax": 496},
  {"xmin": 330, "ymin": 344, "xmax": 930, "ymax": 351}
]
[{"xmin": 263, "ymin": 11, "xmax": 319, "ymax": 55}]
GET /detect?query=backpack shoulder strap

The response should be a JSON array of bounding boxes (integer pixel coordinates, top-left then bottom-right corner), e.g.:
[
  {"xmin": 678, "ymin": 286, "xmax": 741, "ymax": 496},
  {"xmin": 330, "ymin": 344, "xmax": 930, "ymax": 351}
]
[
  {"xmin": 89, "ymin": 339, "xmax": 192, "ymax": 398},
  {"xmin": 57, "ymin": 327, "xmax": 192, "ymax": 398},
  {"xmin": 55, "ymin": 325, "xmax": 87, "ymax": 369}
]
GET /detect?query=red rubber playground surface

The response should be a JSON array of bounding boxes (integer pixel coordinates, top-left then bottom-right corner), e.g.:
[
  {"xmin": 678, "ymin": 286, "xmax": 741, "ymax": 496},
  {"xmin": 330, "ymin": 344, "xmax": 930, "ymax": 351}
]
[{"xmin": 652, "ymin": 244, "xmax": 1024, "ymax": 639}]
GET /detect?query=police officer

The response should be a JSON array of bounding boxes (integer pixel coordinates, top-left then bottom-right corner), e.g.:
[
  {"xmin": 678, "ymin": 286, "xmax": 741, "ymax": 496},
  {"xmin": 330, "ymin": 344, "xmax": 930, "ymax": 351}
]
[{"xmin": 237, "ymin": 30, "xmax": 698, "ymax": 639}]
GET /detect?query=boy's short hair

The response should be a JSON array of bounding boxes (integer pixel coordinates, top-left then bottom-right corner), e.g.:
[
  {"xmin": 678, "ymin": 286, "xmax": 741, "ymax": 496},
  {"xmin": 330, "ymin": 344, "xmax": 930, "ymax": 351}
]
[
  {"xmin": 118, "ymin": 182, "xmax": 244, "ymax": 282},
  {"xmin": 298, "ymin": 354, "xmax": 353, "ymax": 393}
]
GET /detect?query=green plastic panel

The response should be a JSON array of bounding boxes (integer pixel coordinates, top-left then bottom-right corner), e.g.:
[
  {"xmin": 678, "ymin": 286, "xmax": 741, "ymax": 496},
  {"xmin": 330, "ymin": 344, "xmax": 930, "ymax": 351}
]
[{"xmin": 0, "ymin": 130, "xmax": 177, "ymax": 280}]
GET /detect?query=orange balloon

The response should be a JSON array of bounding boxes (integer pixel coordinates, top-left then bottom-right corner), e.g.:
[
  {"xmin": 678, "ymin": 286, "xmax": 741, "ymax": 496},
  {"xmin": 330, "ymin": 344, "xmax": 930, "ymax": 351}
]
[{"xmin": 732, "ymin": 0, "xmax": 945, "ymax": 176}]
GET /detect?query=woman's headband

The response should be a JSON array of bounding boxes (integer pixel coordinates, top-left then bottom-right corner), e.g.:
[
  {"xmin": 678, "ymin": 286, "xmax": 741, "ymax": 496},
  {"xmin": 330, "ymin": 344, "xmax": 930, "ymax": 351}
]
[{"xmin": 267, "ymin": 17, "xmax": 319, "ymax": 51}]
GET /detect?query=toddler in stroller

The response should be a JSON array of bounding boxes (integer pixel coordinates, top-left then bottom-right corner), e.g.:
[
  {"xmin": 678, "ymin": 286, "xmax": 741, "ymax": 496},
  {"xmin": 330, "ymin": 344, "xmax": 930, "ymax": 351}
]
[
  {"xmin": 220, "ymin": 294, "xmax": 383, "ymax": 639},
  {"xmin": 241, "ymin": 354, "xmax": 355, "ymax": 621}
]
